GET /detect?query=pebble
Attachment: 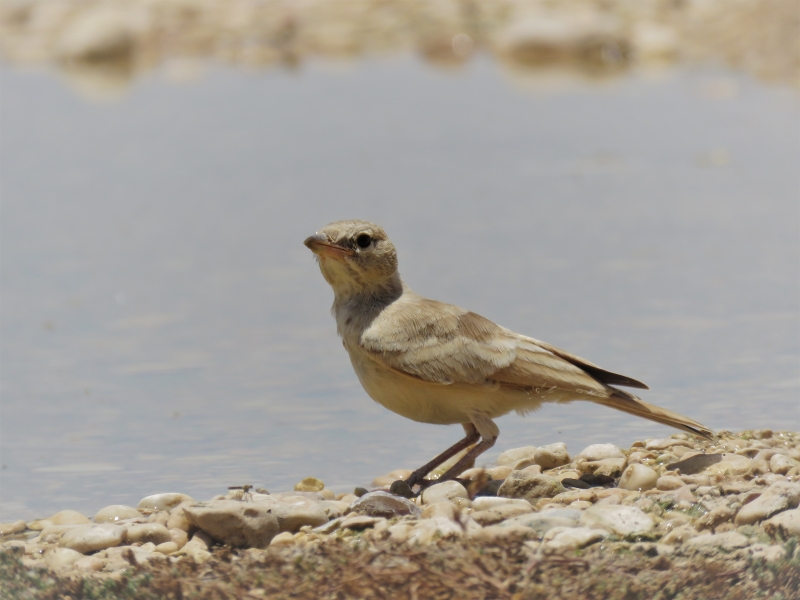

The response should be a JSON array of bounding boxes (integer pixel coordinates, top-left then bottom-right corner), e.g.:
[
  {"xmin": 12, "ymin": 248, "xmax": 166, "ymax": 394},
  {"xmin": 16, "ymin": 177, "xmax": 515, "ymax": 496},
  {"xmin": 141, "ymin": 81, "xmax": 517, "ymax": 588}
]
[
  {"xmin": 486, "ymin": 465, "xmax": 514, "ymax": 480},
  {"xmin": 43, "ymin": 547, "xmax": 84, "ymax": 570},
  {"xmin": 502, "ymin": 508, "xmax": 582, "ymax": 537},
  {"xmin": 656, "ymin": 475, "xmax": 685, "ymax": 491},
  {"xmin": 498, "ymin": 472, "xmax": 565, "ymax": 502},
  {"xmin": 407, "ymin": 517, "xmax": 464, "ymax": 545},
  {"xmin": 170, "ymin": 528, "xmax": 189, "ymax": 549},
  {"xmin": 294, "ymin": 477, "xmax": 325, "ymax": 492},
  {"xmin": 685, "ymin": 531, "xmax": 751, "ymax": 552},
  {"xmin": 661, "ymin": 524, "xmax": 698, "ymax": 545},
  {"xmin": 0, "ymin": 520, "xmax": 27, "ymax": 534},
  {"xmin": 576, "ymin": 443, "xmax": 625, "ymax": 462},
  {"xmin": 348, "ymin": 491, "xmax": 421, "ymax": 519},
  {"xmin": 138, "ymin": 493, "xmax": 194, "ymax": 512},
  {"xmin": 182, "ymin": 500, "xmax": 280, "ymax": 548},
  {"xmin": 667, "ymin": 453, "xmax": 723, "ymax": 475},
  {"xmin": 735, "ymin": 482, "xmax": 800, "ymax": 525},
  {"xmin": 542, "ymin": 526, "xmax": 607, "ymax": 550},
  {"xmin": 340, "ymin": 515, "xmax": 384, "ymax": 530},
  {"xmin": 167, "ymin": 501, "xmax": 195, "ymax": 533},
  {"xmin": 270, "ymin": 532, "xmax": 295, "ymax": 546},
  {"xmin": 125, "ymin": 523, "xmax": 172, "ymax": 545},
  {"xmin": 535, "ymin": 443, "xmax": 570, "ymax": 470},
  {"xmin": 59, "ymin": 524, "xmax": 126, "ymax": 554},
  {"xmin": 74, "ymin": 556, "xmax": 104, "ymax": 571},
  {"xmin": 155, "ymin": 541, "xmax": 179, "ymax": 554},
  {"xmin": 471, "ymin": 502, "xmax": 534, "ymax": 526},
  {"xmin": 770, "ymin": 454, "xmax": 799, "ymax": 475},
  {"xmin": 47, "ymin": 510, "xmax": 91, "ymax": 525},
  {"xmin": 421, "ymin": 480, "xmax": 468, "ymax": 504},
  {"xmin": 579, "ymin": 505, "xmax": 654, "ymax": 536},
  {"xmin": 496, "ymin": 446, "xmax": 537, "ymax": 466},
  {"xmin": 583, "ymin": 458, "xmax": 627, "ymax": 477},
  {"xmin": 763, "ymin": 508, "xmax": 800, "ymax": 539},
  {"xmin": 94, "ymin": 505, "xmax": 142, "ymax": 524},
  {"xmin": 421, "ymin": 502, "xmax": 460, "ymax": 521},
  {"xmin": 618, "ymin": 464, "xmax": 658, "ymax": 491}
]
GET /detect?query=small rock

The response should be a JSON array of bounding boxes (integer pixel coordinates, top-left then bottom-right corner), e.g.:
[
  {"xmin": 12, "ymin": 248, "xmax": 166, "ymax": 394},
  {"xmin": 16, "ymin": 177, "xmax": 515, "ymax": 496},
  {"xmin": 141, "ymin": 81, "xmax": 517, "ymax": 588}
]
[
  {"xmin": 421, "ymin": 502, "xmax": 460, "ymax": 521},
  {"xmin": 294, "ymin": 477, "xmax": 325, "ymax": 493},
  {"xmin": 472, "ymin": 496, "xmax": 528, "ymax": 511},
  {"xmin": 498, "ymin": 472, "xmax": 565, "ymax": 502},
  {"xmin": 340, "ymin": 515, "xmax": 384, "ymax": 530},
  {"xmin": 167, "ymin": 501, "xmax": 195, "ymax": 533},
  {"xmin": 319, "ymin": 500, "xmax": 350, "ymax": 520},
  {"xmin": 60, "ymin": 524, "xmax": 126, "ymax": 554},
  {"xmin": 770, "ymin": 454, "xmax": 799, "ymax": 475},
  {"xmin": 421, "ymin": 480, "xmax": 468, "ymax": 504},
  {"xmin": 579, "ymin": 505, "xmax": 654, "ymax": 536},
  {"xmin": 94, "ymin": 505, "xmax": 141, "ymax": 524},
  {"xmin": 512, "ymin": 458, "xmax": 538, "ymax": 470},
  {"xmin": 705, "ymin": 454, "xmax": 752, "ymax": 477},
  {"xmin": 763, "ymin": 508, "xmax": 800, "ymax": 539},
  {"xmin": 645, "ymin": 438, "xmax": 687, "ymax": 451},
  {"xmin": 74, "ymin": 556, "xmax": 104, "ymax": 571},
  {"xmin": 349, "ymin": 491, "xmax": 422, "ymax": 519},
  {"xmin": 695, "ymin": 506, "xmax": 734, "ymax": 531},
  {"xmin": 486, "ymin": 466, "xmax": 513, "ymax": 480},
  {"xmin": 584, "ymin": 458, "xmax": 627, "ymax": 477},
  {"xmin": 138, "ymin": 493, "xmax": 194, "ymax": 512},
  {"xmin": 47, "ymin": 510, "xmax": 90, "ymax": 526},
  {"xmin": 169, "ymin": 528, "xmax": 189, "ymax": 549},
  {"xmin": 471, "ymin": 502, "xmax": 534, "ymax": 526},
  {"xmin": 124, "ymin": 523, "xmax": 171, "ymax": 545},
  {"xmin": 502, "ymin": 508, "xmax": 582, "ymax": 537},
  {"xmin": 407, "ymin": 517, "xmax": 464, "ymax": 545},
  {"xmin": 43, "ymin": 547, "xmax": 84, "ymax": 570},
  {"xmin": 657, "ymin": 476, "xmax": 685, "ymax": 491},
  {"xmin": 26, "ymin": 520, "xmax": 53, "ymax": 531},
  {"xmin": 182, "ymin": 500, "xmax": 279, "ymax": 548},
  {"xmin": 154, "ymin": 541, "xmax": 178, "ymax": 554},
  {"xmin": 734, "ymin": 482, "xmax": 800, "ymax": 525},
  {"xmin": 0, "ymin": 521, "xmax": 26, "ymax": 534},
  {"xmin": 496, "ymin": 446, "xmax": 537, "ymax": 466},
  {"xmin": 182, "ymin": 531, "xmax": 213, "ymax": 559},
  {"xmin": 354, "ymin": 487, "xmax": 369, "ymax": 497},
  {"xmin": 667, "ymin": 454, "xmax": 723, "ymax": 475},
  {"xmin": 543, "ymin": 526, "xmax": 607, "ymax": 550},
  {"xmin": 661, "ymin": 524, "xmax": 697, "ymax": 545},
  {"xmin": 576, "ymin": 444, "xmax": 625, "ymax": 462},
  {"xmin": 685, "ymin": 531, "xmax": 750, "ymax": 552},
  {"xmin": 535, "ymin": 443, "xmax": 570, "ymax": 470},
  {"xmin": 389, "ymin": 480, "xmax": 414, "ymax": 498},
  {"xmin": 618, "ymin": 464, "xmax": 658, "ymax": 491},
  {"xmin": 270, "ymin": 532, "xmax": 295, "ymax": 545}
]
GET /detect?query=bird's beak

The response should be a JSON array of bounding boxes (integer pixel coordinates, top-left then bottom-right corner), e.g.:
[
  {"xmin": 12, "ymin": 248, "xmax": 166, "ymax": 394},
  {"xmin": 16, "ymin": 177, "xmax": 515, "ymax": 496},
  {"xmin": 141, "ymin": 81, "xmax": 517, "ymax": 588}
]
[{"xmin": 303, "ymin": 233, "xmax": 355, "ymax": 259}]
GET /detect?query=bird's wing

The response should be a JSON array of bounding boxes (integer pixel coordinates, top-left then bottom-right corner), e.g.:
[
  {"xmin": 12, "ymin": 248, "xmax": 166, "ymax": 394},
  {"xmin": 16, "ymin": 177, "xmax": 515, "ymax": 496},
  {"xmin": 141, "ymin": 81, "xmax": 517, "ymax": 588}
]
[{"xmin": 359, "ymin": 296, "xmax": 641, "ymax": 394}]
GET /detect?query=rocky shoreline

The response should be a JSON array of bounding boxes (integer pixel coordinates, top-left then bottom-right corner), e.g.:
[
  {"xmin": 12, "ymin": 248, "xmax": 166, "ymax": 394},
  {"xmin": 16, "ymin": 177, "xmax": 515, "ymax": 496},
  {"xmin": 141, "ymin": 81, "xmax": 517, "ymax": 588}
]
[{"xmin": 2, "ymin": 429, "xmax": 799, "ymax": 598}]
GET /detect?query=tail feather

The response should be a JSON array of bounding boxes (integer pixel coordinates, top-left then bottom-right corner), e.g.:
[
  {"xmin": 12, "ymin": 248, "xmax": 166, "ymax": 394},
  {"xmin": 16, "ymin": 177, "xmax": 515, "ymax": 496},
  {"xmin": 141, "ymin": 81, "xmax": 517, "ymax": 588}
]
[{"xmin": 596, "ymin": 387, "xmax": 714, "ymax": 439}]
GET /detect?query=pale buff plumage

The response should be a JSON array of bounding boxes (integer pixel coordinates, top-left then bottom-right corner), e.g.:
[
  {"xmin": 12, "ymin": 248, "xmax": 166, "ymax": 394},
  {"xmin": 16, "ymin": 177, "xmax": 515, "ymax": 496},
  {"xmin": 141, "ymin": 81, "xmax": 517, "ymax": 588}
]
[{"xmin": 304, "ymin": 220, "xmax": 713, "ymax": 487}]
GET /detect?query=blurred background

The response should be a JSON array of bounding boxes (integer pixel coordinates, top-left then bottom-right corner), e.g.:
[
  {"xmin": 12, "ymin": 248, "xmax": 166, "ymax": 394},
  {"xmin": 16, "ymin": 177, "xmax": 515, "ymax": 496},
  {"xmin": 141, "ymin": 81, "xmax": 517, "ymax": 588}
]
[{"xmin": 1, "ymin": 0, "xmax": 798, "ymax": 521}]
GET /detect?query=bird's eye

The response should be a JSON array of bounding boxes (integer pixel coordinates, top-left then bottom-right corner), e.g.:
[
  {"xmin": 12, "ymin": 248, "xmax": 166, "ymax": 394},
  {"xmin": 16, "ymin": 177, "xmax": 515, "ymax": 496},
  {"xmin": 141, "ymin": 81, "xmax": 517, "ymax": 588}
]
[{"xmin": 356, "ymin": 234, "xmax": 372, "ymax": 249}]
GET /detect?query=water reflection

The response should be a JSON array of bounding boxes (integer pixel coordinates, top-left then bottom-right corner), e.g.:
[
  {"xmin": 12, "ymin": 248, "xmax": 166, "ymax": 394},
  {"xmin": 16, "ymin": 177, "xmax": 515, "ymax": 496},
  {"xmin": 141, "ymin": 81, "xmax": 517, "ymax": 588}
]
[{"xmin": 0, "ymin": 56, "xmax": 797, "ymax": 521}]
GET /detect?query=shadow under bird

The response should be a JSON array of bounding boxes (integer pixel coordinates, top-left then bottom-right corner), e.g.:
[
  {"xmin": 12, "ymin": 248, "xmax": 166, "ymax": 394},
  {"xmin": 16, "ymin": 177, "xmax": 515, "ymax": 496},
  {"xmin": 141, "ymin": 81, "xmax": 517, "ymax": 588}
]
[{"xmin": 304, "ymin": 220, "xmax": 713, "ymax": 488}]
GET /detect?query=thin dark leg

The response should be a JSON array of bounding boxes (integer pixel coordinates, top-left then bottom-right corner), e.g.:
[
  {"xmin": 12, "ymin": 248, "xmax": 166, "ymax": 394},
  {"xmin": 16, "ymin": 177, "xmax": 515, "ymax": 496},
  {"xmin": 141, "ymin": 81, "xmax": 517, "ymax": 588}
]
[
  {"xmin": 436, "ymin": 435, "xmax": 497, "ymax": 484},
  {"xmin": 405, "ymin": 423, "xmax": 479, "ymax": 487}
]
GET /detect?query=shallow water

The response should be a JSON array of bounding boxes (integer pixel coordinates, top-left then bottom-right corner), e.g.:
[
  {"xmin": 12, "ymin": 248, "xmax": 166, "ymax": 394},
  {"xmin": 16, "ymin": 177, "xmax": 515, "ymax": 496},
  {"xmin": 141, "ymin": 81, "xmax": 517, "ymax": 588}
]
[{"xmin": 1, "ymin": 57, "xmax": 798, "ymax": 521}]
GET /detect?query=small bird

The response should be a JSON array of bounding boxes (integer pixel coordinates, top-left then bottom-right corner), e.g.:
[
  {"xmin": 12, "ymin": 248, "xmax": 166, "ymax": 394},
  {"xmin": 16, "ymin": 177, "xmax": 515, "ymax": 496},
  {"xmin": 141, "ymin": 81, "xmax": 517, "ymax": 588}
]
[{"xmin": 304, "ymin": 220, "xmax": 713, "ymax": 487}]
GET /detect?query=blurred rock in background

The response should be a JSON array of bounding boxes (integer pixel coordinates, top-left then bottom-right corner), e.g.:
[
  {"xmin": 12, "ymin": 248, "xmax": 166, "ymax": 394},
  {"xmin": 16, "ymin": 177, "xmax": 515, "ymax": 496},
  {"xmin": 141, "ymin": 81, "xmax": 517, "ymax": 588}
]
[{"xmin": 1, "ymin": 0, "xmax": 798, "ymax": 94}]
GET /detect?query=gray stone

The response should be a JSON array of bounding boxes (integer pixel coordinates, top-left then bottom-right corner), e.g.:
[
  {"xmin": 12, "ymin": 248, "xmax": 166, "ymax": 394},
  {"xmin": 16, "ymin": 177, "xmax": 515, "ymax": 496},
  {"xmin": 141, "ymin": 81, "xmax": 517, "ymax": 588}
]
[
  {"xmin": 535, "ymin": 443, "xmax": 570, "ymax": 470},
  {"xmin": 502, "ymin": 508, "xmax": 582, "ymax": 537},
  {"xmin": 59, "ymin": 524, "xmax": 126, "ymax": 554},
  {"xmin": 182, "ymin": 500, "xmax": 279, "ymax": 548},
  {"xmin": 498, "ymin": 472, "xmax": 565, "ymax": 501},
  {"xmin": 685, "ymin": 531, "xmax": 751, "ymax": 552},
  {"xmin": 348, "ymin": 491, "xmax": 422, "ymax": 519},
  {"xmin": 666, "ymin": 453, "xmax": 722, "ymax": 475},
  {"xmin": 579, "ymin": 505, "xmax": 654, "ymax": 536}
]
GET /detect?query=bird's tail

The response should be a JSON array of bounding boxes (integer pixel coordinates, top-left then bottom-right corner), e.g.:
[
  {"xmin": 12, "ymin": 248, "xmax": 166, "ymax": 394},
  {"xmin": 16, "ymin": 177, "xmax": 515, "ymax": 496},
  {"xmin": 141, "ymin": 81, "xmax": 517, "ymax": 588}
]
[{"xmin": 594, "ymin": 387, "xmax": 714, "ymax": 439}]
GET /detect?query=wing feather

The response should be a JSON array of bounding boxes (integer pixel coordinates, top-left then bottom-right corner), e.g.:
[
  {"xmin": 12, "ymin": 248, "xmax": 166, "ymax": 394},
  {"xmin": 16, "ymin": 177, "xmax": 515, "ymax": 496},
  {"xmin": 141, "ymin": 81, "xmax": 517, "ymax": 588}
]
[{"xmin": 359, "ymin": 295, "xmax": 646, "ymax": 395}]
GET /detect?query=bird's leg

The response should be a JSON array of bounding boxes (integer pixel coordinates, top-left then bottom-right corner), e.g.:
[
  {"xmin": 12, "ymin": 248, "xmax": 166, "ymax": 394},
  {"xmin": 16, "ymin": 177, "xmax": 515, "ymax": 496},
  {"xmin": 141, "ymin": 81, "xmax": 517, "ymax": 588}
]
[
  {"xmin": 404, "ymin": 423, "xmax": 479, "ymax": 487},
  {"xmin": 436, "ymin": 413, "xmax": 500, "ymax": 484}
]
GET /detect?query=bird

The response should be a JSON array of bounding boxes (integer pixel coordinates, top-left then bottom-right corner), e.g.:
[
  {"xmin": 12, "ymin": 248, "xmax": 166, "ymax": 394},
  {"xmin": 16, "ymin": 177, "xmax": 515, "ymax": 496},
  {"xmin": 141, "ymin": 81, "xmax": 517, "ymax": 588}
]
[{"xmin": 304, "ymin": 219, "xmax": 713, "ymax": 488}]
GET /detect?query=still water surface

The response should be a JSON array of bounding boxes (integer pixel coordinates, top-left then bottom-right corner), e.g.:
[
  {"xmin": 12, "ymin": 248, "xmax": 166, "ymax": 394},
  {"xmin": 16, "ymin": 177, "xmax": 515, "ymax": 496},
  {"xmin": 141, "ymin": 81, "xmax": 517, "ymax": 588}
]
[{"xmin": 1, "ymin": 57, "xmax": 798, "ymax": 520}]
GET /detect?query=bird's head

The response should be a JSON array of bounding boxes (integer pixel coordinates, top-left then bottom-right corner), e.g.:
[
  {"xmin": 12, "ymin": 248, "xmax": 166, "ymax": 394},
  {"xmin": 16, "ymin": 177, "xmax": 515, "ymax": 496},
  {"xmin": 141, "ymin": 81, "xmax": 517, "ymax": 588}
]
[{"xmin": 304, "ymin": 220, "xmax": 400, "ymax": 298}]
